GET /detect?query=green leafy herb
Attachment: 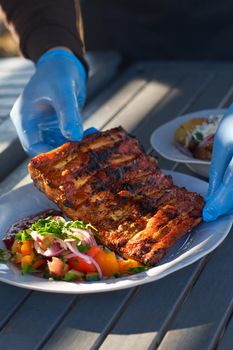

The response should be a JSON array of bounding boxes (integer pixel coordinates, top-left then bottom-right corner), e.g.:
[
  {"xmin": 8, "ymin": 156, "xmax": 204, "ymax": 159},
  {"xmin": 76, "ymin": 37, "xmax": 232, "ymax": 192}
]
[
  {"xmin": 103, "ymin": 247, "xmax": 112, "ymax": 253},
  {"xmin": 0, "ymin": 248, "xmax": 12, "ymax": 261},
  {"xmin": 63, "ymin": 270, "xmax": 84, "ymax": 282},
  {"xmin": 77, "ymin": 242, "xmax": 90, "ymax": 252},
  {"xmin": 15, "ymin": 229, "xmax": 32, "ymax": 242},
  {"xmin": 31, "ymin": 216, "xmax": 65, "ymax": 238},
  {"xmin": 193, "ymin": 131, "xmax": 203, "ymax": 142},
  {"xmin": 85, "ymin": 272, "xmax": 100, "ymax": 281},
  {"xmin": 112, "ymin": 273, "xmax": 121, "ymax": 278},
  {"xmin": 64, "ymin": 220, "xmax": 97, "ymax": 232},
  {"xmin": 128, "ymin": 266, "xmax": 150, "ymax": 274},
  {"xmin": 21, "ymin": 265, "xmax": 41, "ymax": 275},
  {"xmin": 15, "ymin": 216, "xmax": 96, "ymax": 248}
]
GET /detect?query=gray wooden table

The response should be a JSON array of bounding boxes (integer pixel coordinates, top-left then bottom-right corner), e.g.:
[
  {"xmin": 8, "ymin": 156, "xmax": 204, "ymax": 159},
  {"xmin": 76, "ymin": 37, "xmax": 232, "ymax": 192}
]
[{"xmin": 0, "ymin": 57, "xmax": 233, "ymax": 350}]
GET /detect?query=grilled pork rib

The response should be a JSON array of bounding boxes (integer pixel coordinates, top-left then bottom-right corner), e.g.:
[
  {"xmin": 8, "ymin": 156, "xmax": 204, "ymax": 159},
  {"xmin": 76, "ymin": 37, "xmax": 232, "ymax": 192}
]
[{"xmin": 28, "ymin": 127, "xmax": 204, "ymax": 266}]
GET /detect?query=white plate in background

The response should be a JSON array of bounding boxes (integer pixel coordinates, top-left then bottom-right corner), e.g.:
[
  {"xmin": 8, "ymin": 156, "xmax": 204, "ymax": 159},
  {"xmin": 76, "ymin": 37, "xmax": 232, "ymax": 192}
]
[
  {"xmin": 150, "ymin": 109, "xmax": 226, "ymax": 178},
  {"xmin": 0, "ymin": 171, "xmax": 232, "ymax": 294}
]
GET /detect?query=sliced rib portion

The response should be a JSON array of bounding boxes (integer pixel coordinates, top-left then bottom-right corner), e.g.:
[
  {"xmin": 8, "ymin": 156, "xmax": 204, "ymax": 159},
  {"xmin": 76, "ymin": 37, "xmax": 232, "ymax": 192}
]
[{"xmin": 28, "ymin": 127, "xmax": 204, "ymax": 266}]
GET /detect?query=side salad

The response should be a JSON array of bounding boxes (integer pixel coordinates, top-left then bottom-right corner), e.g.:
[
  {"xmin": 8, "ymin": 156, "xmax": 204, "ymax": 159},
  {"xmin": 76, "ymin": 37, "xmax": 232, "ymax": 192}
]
[{"xmin": 1, "ymin": 215, "xmax": 148, "ymax": 282}]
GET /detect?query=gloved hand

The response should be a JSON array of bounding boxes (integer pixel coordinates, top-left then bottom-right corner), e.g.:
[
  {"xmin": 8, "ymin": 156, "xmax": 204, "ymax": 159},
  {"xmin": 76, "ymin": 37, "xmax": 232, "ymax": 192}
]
[
  {"xmin": 10, "ymin": 48, "xmax": 87, "ymax": 156},
  {"xmin": 203, "ymin": 105, "xmax": 233, "ymax": 221}
]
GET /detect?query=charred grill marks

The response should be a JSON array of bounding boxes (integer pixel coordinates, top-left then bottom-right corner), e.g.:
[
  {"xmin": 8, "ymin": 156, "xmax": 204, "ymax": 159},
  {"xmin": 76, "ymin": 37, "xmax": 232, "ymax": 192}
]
[{"xmin": 28, "ymin": 127, "xmax": 204, "ymax": 266}]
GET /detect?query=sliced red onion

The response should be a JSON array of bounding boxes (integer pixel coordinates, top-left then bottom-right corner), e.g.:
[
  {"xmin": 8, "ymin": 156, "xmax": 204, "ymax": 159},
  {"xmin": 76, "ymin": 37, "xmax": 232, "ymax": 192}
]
[
  {"xmin": 65, "ymin": 252, "xmax": 79, "ymax": 259},
  {"xmin": 87, "ymin": 255, "xmax": 103, "ymax": 279},
  {"xmin": 66, "ymin": 241, "xmax": 103, "ymax": 279},
  {"xmin": 54, "ymin": 237, "xmax": 68, "ymax": 249},
  {"xmin": 64, "ymin": 238, "xmax": 76, "ymax": 242},
  {"xmin": 30, "ymin": 230, "xmax": 43, "ymax": 242},
  {"xmin": 66, "ymin": 241, "xmax": 93, "ymax": 263},
  {"xmin": 34, "ymin": 241, "xmax": 46, "ymax": 255},
  {"xmin": 67, "ymin": 228, "xmax": 97, "ymax": 246},
  {"xmin": 43, "ymin": 243, "xmax": 64, "ymax": 257},
  {"xmin": 34, "ymin": 241, "xmax": 64, "ymax": 257}
]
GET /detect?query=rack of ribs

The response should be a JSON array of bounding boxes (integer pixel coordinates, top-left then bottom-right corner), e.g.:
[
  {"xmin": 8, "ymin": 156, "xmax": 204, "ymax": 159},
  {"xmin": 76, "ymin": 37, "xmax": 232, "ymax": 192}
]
[{"xmin": 28, "ymin": 127, "xmax": 204, "ymax": 266}]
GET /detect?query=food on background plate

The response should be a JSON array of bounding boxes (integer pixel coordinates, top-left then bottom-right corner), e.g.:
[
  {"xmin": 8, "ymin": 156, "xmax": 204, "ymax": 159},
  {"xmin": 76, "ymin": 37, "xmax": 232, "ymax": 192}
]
[
  {"xmin": 27, "ymin": 127, "xmax": 204, "ymax": 270},
  {"xmin": 174, "ymin": 113, "xmax": 223, "ymax": 160},
  {"xmin": 1, "ymin": 210, "xmax": 145, "ymax": 281}
]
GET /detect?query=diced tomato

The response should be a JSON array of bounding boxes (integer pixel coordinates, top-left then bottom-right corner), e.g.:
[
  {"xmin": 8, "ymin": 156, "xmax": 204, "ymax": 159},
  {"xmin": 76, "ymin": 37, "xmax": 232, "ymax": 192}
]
[
  {"xmin": 33, "ymin": 258, "xmax": 46, "ymax": 269},
  {"xmin": 87, "ymin": 246, "xmax": 103, "ymax": 258},
  {"xmin": 48, "ymin": 257, "xmax": 69, "ymax": 277},
  {"xmin": 68, "ymin": 256, "xmax": 97, "ymax": 273}
]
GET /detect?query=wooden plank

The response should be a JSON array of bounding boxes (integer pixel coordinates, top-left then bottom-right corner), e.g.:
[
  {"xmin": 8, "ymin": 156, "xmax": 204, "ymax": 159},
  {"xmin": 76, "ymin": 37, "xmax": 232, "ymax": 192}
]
[
  {"xmin": 0, "ymin": 159, "xmax": 29, "ymax": 196},
  {"xmin": 0, "ymin": 86, "xmax": 29, "ymax": 95},
  {"xmin": 0, "ymin": 57, "xmax": 33, "ymax": 72},
  {"xmin": 83, "ymin": 62, "xmax": 162, "ymax": 130},
  {"xmin": 0, "ymin": 292, "xmax": 77, "ymax": 350},
  {"xmin": 0, "ymin": 119, "xmax": 25, "ymax": 181},
  {"xmin": 132, "ymin": 61, "xmax": 233, "ymax": 73},
  {"xmin": 102, "ymin": 70, "xmax": 185, "ymax": 133},
  {"xmin": 41, "ymin": 290, "xmax": 135, "ymax": 350},
  {"xmin": 0, "ymin": 75, "xmax": 31, "ymax": 85},
  {"xmin": 217, "ymin": 309, "xmax": 233, "ymax": 350},
  {"xmin": 185, "ymin": 71, "xmax": 233, "ymax": 112},
  {"xmin": 99, "ymin": 263, "xmax": 203, "ymax": 350},
  {"xmin": 157, "ymin": 225, "xmax": 233, "ymax": 350},
  {"xmin": 136, "ymin": 72, "xmax": 214, "ymax": 150},
  {"xmin": 0, "ymin": 96, "xmax": 19, "ymax": 106},
  {"xmin": 103, "ymin": 68, "xmax": 215, "ymax": 170},
  {"xmin": 0, "ymin": 284, "xmax": 30, "ymax": 331},
  {"xmin": 86, "ymin": 51, "xmax": 122, "ymax": 99}
]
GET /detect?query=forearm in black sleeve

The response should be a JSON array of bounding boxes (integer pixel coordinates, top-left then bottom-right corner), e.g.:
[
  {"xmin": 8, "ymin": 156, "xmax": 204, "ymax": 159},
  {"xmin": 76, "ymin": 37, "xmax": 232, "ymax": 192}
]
[{"xmin": 0, "ymin": 0, "xmax": 87, "ymax": 69}]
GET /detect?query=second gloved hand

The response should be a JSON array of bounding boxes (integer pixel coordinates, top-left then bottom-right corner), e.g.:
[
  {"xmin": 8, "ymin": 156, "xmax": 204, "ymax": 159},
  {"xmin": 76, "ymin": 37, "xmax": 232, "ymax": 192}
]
[
  {"xmin": 10, "ymin": 48, "xmax": 87, "ymax": 156},
  {"xmin": 203, "ymin": 104, "xmax": 233, "ymax": 221}
]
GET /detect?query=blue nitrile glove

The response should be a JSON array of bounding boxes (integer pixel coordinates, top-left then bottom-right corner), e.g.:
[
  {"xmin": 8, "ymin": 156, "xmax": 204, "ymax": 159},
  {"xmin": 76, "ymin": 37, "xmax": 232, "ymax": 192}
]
[
  {"xmin": 203, "ymin": 104, "xmax": 233, "ymax": 221},
  {"xmin": 10, "ymin": 48, "xmax": 88, "ymax": 156}
]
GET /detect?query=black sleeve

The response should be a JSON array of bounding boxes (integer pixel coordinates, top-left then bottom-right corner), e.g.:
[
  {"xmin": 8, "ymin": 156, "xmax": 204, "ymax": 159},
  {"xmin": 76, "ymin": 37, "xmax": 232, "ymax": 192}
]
[{"xmin": 0, "ymin": 0, "xmax": 88, "ymax": 70}]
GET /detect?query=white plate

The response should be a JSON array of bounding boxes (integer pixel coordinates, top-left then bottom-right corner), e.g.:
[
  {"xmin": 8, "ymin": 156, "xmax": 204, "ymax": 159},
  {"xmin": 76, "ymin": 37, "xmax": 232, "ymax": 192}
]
[
  {"xmin": 150, "ymin": 109, "xmax": 226, "ymax": 178},
  {"xmin": 0, "ymin": 171, "xmax": 232, "ymax": 294}
]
